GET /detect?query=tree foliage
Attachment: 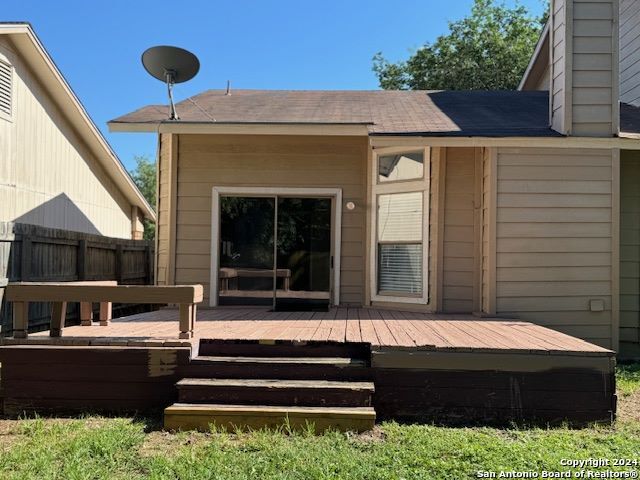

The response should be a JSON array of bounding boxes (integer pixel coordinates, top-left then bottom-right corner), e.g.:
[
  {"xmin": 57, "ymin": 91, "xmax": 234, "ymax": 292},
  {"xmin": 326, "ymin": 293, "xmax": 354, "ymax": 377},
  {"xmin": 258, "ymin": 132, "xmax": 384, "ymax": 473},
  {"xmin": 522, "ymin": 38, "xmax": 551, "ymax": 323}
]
[
  {"xmin": 129, "ymin": 155, "xmax": 156, "ymax": 241},
  {"xmin": 373, "ymin": 0, "xmax": 547, "ymax": 91}
]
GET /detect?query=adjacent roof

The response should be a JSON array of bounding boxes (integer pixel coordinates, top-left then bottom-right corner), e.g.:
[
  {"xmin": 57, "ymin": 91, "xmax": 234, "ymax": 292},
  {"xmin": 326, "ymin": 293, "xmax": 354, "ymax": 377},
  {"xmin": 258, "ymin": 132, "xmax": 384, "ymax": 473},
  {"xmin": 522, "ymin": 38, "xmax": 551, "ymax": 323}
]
[
  {"xmin": 0, "ymin": 23, "xmax": 155, "ymax": 221},
  {"xmin": 110, "ymin": 89, "xmax": 565, "ymax": 137}
]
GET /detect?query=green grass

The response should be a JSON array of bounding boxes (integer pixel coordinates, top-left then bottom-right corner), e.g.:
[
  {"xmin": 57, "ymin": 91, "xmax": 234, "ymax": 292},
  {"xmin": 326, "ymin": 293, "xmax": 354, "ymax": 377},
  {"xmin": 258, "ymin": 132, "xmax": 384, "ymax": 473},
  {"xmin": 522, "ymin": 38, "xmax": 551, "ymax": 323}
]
[
  {"xmin": 1, "ymin": 418, "xmax": 639, "ymax": 480},
  {"xmin": 617, "ymin": 363, "xmax": 640, "ymax": 396},
  {"xmin": 0, "ymin": 365, "xmax": 638, "ymax": 480}
]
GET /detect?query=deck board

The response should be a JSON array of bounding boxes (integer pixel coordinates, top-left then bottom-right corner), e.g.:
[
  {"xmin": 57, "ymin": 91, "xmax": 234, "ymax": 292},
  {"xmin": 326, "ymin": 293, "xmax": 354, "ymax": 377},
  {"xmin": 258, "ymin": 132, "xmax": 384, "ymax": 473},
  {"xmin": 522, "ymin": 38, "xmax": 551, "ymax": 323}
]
[{"xmin": 12, "ymin": 306, "xmax": 611, "ymax": 356}]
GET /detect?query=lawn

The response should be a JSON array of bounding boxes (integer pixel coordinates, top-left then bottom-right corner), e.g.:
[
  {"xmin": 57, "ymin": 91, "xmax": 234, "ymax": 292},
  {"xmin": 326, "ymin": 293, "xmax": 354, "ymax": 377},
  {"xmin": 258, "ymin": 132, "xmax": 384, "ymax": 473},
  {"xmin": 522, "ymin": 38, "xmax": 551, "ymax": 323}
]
[{"xmin": 0, "ymin": 366, "xmax": 638, "ymax": 480}]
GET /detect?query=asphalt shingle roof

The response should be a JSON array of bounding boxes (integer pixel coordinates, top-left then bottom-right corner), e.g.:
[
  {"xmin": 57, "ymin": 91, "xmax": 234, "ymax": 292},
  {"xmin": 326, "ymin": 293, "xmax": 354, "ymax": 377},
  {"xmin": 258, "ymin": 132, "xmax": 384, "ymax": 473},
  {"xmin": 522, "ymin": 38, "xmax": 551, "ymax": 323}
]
[
  {"xmin": 112, "ymin": 90, "xmax": 558, "ymax": 137},
  {"xmin": 111, "ymin": 89, "xmax": 640, "ymax": 137}
]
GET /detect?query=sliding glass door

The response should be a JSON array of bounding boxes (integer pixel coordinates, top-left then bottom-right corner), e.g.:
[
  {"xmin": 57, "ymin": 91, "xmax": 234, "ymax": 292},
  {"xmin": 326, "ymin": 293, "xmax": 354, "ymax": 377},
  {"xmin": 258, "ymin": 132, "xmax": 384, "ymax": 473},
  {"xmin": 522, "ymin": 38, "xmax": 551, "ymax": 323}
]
[
  {"xmin": 218, "ymin": 195, "xmax": 332, "ymax": 311},
  {"xmin": 219, "ymin": 197, "xmax": 276, "ymax": 306}
]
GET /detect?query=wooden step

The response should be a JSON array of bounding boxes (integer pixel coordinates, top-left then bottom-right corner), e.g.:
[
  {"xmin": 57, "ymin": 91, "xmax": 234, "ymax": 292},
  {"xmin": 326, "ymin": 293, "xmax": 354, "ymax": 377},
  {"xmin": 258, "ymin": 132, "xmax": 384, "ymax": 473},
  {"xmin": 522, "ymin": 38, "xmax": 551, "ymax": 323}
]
[
  {"xmin": 185, "ymin": 355, "xmax": 371, "ymax": 381},
  {"xmin": 164, "ymin": 403, "xmax": 376, "ymax": 433},
  {"xmin": 176, "ymin": 378, "xmax": 375, "ymax": 407},
  {"xmin": 198, "ymin": 339, "xmax": 370, "ymax": 359}
]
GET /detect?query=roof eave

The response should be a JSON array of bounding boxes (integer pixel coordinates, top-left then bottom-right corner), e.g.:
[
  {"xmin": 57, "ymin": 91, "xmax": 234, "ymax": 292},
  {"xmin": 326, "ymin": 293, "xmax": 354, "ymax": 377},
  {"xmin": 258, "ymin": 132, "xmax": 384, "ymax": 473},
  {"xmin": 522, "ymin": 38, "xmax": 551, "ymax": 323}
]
[
  {"xmin": 108, "ymin": 120, "xmax": 372, "ymax": 136},
  {"xmin": 518, "ymin": 22, "xmax": 550, "ymax": 91}
]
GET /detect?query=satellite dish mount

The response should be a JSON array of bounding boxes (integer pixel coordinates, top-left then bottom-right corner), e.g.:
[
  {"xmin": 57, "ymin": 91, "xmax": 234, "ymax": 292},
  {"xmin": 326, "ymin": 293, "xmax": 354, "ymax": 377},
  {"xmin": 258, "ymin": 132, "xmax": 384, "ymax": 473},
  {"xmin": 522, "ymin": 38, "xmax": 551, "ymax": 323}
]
[{"xmin": 142, "ymin": 46, "xmax": 200, "ymax": 121}]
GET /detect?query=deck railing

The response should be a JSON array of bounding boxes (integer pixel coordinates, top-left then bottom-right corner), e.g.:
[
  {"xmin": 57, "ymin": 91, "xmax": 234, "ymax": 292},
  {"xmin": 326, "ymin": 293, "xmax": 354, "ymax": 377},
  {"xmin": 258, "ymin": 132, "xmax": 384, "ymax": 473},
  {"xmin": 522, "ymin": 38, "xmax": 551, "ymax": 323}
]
[{"xmin": 6, "ymin": 282, "xmax": 203, "ymax": 339}]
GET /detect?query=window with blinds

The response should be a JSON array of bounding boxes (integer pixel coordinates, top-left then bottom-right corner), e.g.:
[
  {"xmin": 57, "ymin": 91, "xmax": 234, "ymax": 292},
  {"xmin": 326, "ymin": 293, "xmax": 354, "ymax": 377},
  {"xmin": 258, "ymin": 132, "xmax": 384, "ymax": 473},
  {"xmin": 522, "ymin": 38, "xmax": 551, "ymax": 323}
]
[
  {"xmin": 377, "ymin": 192, "xmax": 423, "ymax": 295},
  {"xmin": 0, "ymin": 60, "xmax": 11, "ymax": 118},
  {"xmin": 371, "ymin": 148, "xmax": 430, "ymax": 303}
]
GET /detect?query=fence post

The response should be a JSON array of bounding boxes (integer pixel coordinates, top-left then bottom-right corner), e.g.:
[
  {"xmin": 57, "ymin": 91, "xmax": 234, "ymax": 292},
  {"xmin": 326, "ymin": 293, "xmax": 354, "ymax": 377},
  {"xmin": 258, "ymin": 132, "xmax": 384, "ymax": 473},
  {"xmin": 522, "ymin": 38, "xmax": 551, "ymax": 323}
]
[
  {"xmin": 21, "ymin": 237, "xmax": 31, "ymax": 281},
  {"xmin": 115, "ymin": 245, "xmax": 124, "ymax": 283},
  {"xmin": 145, "ymin": 244, "xmax": 153, "ymax": 285},
  {"xmin": 77, "ymin": 239, "xmax": 87, "ymax": 281}
]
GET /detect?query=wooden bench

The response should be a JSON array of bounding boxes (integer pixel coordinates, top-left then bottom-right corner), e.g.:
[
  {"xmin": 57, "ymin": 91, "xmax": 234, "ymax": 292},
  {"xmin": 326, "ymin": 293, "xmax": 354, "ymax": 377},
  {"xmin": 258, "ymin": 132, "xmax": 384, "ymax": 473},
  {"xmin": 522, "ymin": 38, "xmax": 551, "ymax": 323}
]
[
  {"xmin": 219, "ymin": 268, "xmax": 291, "ymax": 291},
  {"xmin": 6, "ymin": 282, "xmax": 204, "ymax": 339}
]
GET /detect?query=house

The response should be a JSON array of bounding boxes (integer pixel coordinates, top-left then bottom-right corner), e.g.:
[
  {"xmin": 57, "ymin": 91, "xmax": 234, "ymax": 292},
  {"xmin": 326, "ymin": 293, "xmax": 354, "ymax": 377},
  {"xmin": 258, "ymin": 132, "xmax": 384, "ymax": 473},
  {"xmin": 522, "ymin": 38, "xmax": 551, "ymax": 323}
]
[
  {"xmin": 110, "ymin": 0, "xmax": 640, "ymax": 359},
  {"xmin": 0, "ymin": 23, "xmax": 156, "ymax": 332},
  {"xmin": 0, "ymin": 1, "xmax": 634, "ymax": 430},
  {"xmin": 0, "ymin": 23, "xmax": 155, "ymax": 239}
]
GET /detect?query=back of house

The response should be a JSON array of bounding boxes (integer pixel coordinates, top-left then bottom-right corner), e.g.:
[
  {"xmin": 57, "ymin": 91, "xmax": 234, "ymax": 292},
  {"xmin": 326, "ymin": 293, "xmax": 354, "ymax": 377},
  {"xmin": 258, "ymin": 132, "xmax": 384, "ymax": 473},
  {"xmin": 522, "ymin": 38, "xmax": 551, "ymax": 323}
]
[{"xmin": 111, "ymin": 0, "xmax": 640, "ymax": 358}]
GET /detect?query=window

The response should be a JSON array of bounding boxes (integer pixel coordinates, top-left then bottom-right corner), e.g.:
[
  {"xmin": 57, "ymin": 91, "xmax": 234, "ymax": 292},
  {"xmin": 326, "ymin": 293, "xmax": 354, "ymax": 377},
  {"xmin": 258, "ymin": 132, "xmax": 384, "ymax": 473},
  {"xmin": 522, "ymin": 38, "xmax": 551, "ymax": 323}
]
[
  {"xmin": 0, "ymin": 60, "xmax": 11, "ymax": 119},
  {"xmin": 377, "ymin": 192, "xmax": 423, "ymax": 295},
  {"xmin": 371, "ymin": 148, "xmax": 430, "ymax": 304},
  {"xmin": 378, "ymin": 151, "xmax": 424, "ymax": 183}
]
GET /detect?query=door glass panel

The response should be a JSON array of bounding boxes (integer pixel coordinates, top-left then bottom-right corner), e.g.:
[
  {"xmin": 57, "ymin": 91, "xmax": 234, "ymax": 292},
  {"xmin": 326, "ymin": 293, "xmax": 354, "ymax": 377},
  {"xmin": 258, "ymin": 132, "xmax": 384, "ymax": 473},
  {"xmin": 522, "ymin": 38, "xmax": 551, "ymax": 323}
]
[
  {"xmin": 219, "ymin": 196, "xmax": 275, "ymax": 306},
  {"xmin": 275, "ymin": 197, "xmax": 332, "ymax": 311}
]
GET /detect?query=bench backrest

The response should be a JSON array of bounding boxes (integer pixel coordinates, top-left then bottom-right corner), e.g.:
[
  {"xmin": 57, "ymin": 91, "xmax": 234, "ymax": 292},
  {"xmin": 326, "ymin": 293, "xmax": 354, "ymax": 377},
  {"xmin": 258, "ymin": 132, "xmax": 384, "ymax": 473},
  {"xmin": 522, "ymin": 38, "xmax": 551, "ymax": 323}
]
[{"xmin": 6, "ymin": 282, "xmax": 204, "ymax": 304}]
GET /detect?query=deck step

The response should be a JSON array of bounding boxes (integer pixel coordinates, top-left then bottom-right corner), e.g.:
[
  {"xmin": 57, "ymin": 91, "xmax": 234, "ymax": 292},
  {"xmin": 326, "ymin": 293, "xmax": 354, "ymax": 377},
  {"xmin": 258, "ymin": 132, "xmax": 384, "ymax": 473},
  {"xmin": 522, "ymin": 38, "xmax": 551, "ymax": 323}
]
[
  {"xmin": 198, "ymin": 339, "xmax": 370, "ymax": 359},
  {"xmin": 164, "ymin": 403, "xmax": 376, "ymax": 433},
  {"xmin": 187, "ymin": 355, "xmax": 370, "ymax": 381},
  {"xmin": 176, "ymin": 378, "xmax": 375, "ymax": 407}
]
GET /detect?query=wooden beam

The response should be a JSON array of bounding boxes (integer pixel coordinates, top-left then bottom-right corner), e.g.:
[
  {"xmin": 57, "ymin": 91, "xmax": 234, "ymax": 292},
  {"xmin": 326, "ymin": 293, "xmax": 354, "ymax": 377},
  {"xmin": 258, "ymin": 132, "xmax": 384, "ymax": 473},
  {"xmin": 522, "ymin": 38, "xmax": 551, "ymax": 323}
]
[
  {"xmin": 12, "ymin": 301, "xmax": 28, "ymax": 338},
  {"xmin": 370, "ymin": 136, "xmax": 640, "ymax": 150},
  {"xmin": 80, "ymin": 302, "xmax": 93, "ymax": 326},
  {"xmin": 99, "ymin": 302, "xmax": 112, "ymax": 327},
  {"xmin": 50, "ymin": 301, "xmax": 67, "ymax": 337},
  {"xmin": 179, "ymin": 303, "xmax": 195, "ymax": 339},
  {"xmin": 6, "ymin": 283, "xmax": 204, "ymax": 304}
]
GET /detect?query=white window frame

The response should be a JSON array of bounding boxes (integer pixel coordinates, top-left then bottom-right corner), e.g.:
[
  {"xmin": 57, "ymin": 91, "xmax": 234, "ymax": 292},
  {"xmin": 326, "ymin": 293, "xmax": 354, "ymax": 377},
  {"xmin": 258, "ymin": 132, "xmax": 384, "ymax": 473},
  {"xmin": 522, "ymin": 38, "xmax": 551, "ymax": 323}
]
[
  {"xmin": 210, "ymin": 186, "xmax": 342, "ymax": 307},
  {"xmin": 370, "ymin": 147, "xmax": 430, "ymax": 304}
]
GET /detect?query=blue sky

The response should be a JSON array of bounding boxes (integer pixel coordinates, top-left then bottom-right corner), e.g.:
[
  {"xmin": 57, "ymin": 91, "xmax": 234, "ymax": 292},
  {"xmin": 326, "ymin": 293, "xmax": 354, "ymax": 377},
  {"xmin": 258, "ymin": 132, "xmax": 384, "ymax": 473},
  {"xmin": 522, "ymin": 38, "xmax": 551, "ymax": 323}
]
[{"xmin": 5, "ymin": 0, "xmax": 546, "ymax": 171}]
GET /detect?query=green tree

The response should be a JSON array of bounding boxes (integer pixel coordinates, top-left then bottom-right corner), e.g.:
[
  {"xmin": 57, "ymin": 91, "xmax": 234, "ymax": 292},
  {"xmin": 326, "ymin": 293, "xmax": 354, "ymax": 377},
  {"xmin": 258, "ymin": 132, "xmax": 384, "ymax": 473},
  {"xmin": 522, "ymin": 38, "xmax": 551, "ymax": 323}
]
[
  {"xmin": 129, "ymin": 155, "xmax": 156, "ymax": 241},
  {"xmin": 373, "ymin": 0, "xmax": 547, "ymax": 91}
]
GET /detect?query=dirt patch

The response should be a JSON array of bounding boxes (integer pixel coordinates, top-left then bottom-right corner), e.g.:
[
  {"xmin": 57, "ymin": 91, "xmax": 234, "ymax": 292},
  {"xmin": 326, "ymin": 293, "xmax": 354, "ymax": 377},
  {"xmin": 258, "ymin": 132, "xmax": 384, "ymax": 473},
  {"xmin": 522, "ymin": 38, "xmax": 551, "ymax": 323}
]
[
  {"xmin": 140, "ymin": 430, "xmax": 212, "ymax": 458},
  {"xmin": 617, "ymin": 389, "xmax": 640, "ymax": 422}
]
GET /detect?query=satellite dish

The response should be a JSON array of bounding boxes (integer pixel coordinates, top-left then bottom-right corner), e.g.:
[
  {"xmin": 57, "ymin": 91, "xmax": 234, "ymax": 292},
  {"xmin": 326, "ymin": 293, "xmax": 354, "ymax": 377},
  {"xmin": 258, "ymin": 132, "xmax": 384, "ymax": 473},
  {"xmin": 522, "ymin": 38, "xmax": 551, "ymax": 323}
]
[{"xmin": 141, "ymin": 46, "xmax": 200, "ymax": 120}]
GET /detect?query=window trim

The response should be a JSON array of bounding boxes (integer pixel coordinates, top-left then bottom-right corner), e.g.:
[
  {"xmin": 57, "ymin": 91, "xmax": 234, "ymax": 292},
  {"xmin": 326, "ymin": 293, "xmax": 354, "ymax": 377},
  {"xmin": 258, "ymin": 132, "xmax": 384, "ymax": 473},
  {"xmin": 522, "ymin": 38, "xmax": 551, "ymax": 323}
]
[{"xmin": 370, "ymin": 147, "xmax": 430, "ymax": 304}]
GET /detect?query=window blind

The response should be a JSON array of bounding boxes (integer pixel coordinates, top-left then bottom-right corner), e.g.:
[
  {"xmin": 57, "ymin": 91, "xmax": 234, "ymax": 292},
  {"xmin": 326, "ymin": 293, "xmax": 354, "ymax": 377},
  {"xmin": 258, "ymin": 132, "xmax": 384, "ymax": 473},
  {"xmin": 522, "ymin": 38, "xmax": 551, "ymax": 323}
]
[
  {"xmin": 377, "ymin": 191, "xmax": 423, "ymax": 294},
  {"xmin": 378, "ymin": 244, "xmax": 422, "ymax": 294}
]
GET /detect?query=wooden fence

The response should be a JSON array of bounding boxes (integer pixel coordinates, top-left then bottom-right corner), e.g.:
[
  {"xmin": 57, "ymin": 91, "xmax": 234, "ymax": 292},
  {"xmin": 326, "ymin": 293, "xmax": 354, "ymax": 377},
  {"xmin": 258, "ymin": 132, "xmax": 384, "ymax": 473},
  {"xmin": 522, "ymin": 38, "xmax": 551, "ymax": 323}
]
[{"xmin": 0, "ymin": 222, "xmax": 154, "ymax": 334}]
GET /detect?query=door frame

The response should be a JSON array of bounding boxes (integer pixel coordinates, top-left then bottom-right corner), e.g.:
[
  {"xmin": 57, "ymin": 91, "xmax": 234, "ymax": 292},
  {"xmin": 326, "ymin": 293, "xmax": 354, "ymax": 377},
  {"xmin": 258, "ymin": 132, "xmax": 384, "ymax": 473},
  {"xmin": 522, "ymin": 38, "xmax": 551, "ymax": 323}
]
[{"xmin": 210, "ymin": 186, "xmax": 343, "ymax": 307}]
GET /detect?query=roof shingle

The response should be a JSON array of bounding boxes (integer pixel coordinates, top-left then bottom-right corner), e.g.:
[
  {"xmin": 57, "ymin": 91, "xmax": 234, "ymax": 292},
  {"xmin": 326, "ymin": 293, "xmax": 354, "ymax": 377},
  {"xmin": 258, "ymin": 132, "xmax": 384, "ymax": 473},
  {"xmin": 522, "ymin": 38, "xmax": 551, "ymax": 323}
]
[{"xmin": 110, "ymin": 89, "xmax": 640, "ymax": 137}]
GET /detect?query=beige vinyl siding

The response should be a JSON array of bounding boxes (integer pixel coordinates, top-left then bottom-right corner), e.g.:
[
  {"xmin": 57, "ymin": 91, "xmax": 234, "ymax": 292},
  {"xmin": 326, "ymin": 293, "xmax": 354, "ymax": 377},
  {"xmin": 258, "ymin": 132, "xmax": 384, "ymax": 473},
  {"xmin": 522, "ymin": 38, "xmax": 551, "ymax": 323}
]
[
  {"xmin": 534, "ymin": 66, "xmax": 551, "ymax": 91},
  {"xmin": 156, "ymin": 134, "xmax": 173, "ymax": 285},
  {"xmin": 570, "ymin": 0, "xmax": 618, "ymax": 136},
  {"xmin": 173, "ymin": 134, "xmax": 368, "ymax": 305},
  {"xmin": 0, "ymin": 37, "xmax": 132, "ymax": 238},
  {"xmin": 481, "ymin": 148, "xmax": 496, "ymax": 314},
  {"xmin": 551, "ymin": 0, "xmax": 568, "ymax": 134},
  {"xmin": 620, "ymin": 150, "xmax": 640, "ymax": 358},
  {"xmin": 550, "ymin": 0, "xmax": 618, "ymax": 136},
  {"xmin": 620, "ymin": 0, "xmax": 640, "ymax": 106},
  {"xmin": 442, "ymin": 147, "xmax": 477, "ymax": 312},
  {"xmin": 495, "ymin": 147, "xmax": 613, "ymax": 348}
]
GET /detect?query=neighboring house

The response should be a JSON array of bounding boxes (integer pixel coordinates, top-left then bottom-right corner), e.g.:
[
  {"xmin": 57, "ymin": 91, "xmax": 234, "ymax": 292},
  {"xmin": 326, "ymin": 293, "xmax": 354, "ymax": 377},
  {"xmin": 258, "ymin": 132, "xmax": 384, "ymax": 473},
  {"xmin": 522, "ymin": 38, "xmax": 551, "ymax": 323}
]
[
  {"xmin": 111, "ymin": 0, "xmax": 640, "ymax": 358},
  {"xmin": 0, "ymin": 23, "xmax": 155, "ymax": 239}
]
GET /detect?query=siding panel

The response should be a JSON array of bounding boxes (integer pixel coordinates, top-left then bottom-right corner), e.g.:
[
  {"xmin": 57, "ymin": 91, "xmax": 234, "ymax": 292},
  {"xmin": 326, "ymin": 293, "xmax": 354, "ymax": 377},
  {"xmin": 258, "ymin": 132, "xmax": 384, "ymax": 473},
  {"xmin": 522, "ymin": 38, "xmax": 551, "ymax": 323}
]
[
  {"xmin": 442, "ymin": 148, "xmax": 478, "ymax": 312},
  {"xmin": 172, "ymin": 134, "xmax": 368, "ymax": 305},
  {"xmin": 0, "ymin": 38, "xmax": 131, "ymax": 238},
  {"xmin": 620, "ymin": 151, "xmax": 640, "ymax": 358},
  {"xmin": 620, "ymin": 0, "xmax": 640, "ymax": 106},
  {"xmin": 496, "ymin": 147, "xmax": 613, "ymax": 348}
]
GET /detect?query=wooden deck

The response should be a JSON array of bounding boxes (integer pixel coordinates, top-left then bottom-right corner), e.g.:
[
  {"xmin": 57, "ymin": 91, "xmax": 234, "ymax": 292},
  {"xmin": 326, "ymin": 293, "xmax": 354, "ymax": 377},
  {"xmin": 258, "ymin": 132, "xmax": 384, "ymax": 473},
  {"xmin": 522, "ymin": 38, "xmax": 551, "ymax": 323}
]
[
  {"xmin": 0, "ymin": 306, "xmax": 616, "ymax": 425},
  {"xmin": 6, "ymin": 306, "xmax": 611, "ymax": 357}
]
